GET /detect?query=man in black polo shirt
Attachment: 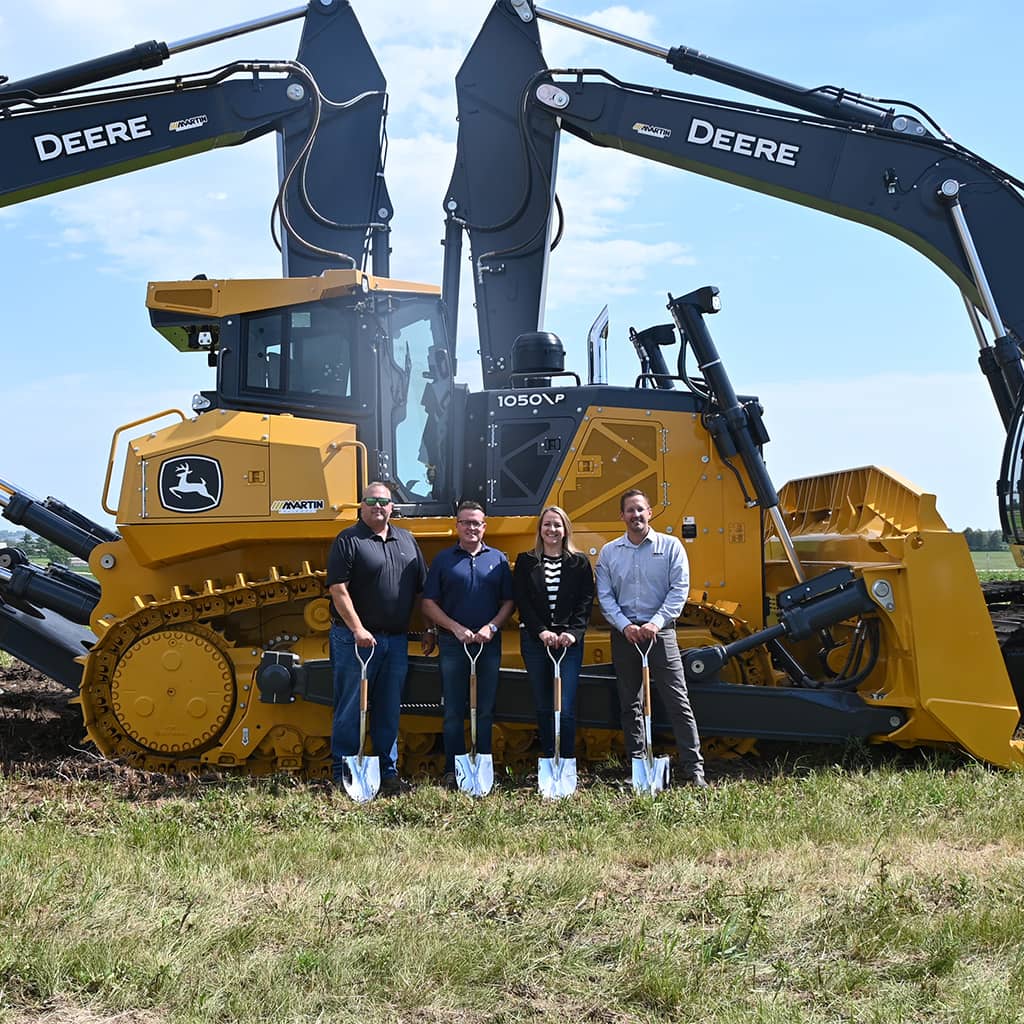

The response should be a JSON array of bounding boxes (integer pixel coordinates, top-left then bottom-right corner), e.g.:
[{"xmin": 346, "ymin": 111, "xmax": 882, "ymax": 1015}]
[{"xmin": 327, "ymin": 481, "xmax": 432, "ymax": 794}]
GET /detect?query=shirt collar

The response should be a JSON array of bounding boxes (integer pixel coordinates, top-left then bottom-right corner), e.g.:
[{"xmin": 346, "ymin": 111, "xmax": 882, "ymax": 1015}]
[
  {"xmin": 614, "ymin": 529, "xmax": 653, "ymax": 548},
  {"xmin": 354, "ymin": 518, "xmax": 391, "ymax": 541},
  {"xmin": 453, "ymin": 541, "xmax": 491, "ymax": 556}
]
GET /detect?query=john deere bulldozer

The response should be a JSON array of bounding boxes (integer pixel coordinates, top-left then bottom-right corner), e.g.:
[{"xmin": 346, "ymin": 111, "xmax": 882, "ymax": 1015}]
[{"xmin": 4, "ymin": 0, "xmax": 1024, "ymax": 776}]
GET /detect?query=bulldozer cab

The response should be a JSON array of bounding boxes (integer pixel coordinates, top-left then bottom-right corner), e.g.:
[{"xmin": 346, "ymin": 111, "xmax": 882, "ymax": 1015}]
[{"xmin": 147, "ymin": 271, "xmax": 457, "ymax": 514}]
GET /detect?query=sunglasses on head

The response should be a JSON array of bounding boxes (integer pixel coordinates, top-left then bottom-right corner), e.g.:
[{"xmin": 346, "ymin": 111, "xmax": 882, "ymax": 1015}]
[{"xmin": 363, "ymin": 497, "xmax": 392, "ymax": 507}]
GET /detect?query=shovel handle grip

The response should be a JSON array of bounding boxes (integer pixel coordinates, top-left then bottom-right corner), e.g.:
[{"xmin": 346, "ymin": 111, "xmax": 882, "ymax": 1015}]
[
  {"xmin": 641, "ymin": 664, "xmax": 652, "ymax": 717},
  {"xmin": 470, "ymin": 671, "xmax": 477, "ymax": 709},
  {"xmin": 360, "ymin": 673, "xmax": 369, "ymax": 711},
  {"xmin": 553, "ymin": 671, "xmax": 562, "ymax": 714}
]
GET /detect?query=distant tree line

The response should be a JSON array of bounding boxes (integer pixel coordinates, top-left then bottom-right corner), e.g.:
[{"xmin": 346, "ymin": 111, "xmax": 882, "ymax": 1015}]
[
  {"xmin": 962, "ymin": 528, "xmax": 1008, "ymax": 551},
  {"xmin": 3, "ymin": 530, "xmax": 70, "ymax": 566}
]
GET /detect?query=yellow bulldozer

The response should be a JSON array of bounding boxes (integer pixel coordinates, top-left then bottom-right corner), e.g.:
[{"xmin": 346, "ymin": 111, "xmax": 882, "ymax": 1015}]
[{"xmin": 3, "ymin": 1, "xmax": 1024, "ymax": 776}]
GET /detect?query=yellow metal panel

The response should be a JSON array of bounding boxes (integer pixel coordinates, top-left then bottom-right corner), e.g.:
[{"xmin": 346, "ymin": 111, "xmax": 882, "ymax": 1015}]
[
  {"xmin": 147, "ymin": 270, "xmax": 440, "ymax": 347},
  {"xmin": 770, "ymin": 466, "xmax": 1022, "ymax": 767},
  {"xmin": 551, "ymin": 404, "xmax": 764, "ymax": 629},
  {"xmin": 268, "ymin": 416, "xmax": 360, "ymax": 520}
]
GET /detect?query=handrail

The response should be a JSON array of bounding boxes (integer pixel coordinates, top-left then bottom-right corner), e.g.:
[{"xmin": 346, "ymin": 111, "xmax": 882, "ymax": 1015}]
[
  {"xmin": 323, "ymin": 437, "xmax": 368, "ymax": 511},
  {"xmin": 102, "ymin": 409, "xmax": 186, "ymax": 515}
]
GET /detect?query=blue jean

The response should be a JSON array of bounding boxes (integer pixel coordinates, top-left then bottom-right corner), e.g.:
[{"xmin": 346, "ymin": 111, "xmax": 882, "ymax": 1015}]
[
  {"xmin": 330, "ymin": 624, "xmax": 407, "ymax": 780},
  {"xmin": 520, "ymin": 630, "xmax": 583, "ymax": 757},
  {"xmin": 438, "ymin": 633, "xmax": 502, "ymax": 773}
]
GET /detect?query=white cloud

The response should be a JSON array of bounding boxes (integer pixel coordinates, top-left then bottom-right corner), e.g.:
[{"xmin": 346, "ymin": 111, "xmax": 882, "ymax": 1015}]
[
  {"xmin": 540, "ymin": 5, "xmax": 659, "ymax": 66},
  {"xmin": 33, "ymin": 139, "xmax": 282, "ymax": 281},
  {"xmin": 548, "ymin": 237, "xmax": 693, "ymax": 307}
]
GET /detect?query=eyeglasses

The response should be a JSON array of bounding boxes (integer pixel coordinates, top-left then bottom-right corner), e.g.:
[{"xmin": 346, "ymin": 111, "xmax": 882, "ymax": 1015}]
[
  {"xmin": 363, "ymin": 497, "xmax": 392, "ymax": 507},
  {"xmin": 457, "ymin": 520, "xmax": 485, "ymax": 529}
]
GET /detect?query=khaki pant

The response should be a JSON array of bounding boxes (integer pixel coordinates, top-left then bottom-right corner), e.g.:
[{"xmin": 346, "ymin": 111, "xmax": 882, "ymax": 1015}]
[{"xmin": 611, "ymin": 627, "xmax": 704, "ymax": 780}]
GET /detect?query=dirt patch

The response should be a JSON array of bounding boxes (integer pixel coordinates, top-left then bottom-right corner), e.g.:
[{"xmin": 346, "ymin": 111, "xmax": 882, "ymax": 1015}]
[
  {"xmin": 0, "ymin": 661, "xmax": 191, "ymax": 799},
  {"xmin": 0, "ymin": 660, "xmax": 84, "ymax": 768}
]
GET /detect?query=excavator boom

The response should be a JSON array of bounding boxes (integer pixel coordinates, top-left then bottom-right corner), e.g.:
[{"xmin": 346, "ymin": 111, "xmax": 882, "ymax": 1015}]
[{"xmin": 0, "ymin": 1, "xmax": 393, "ymax": 277}]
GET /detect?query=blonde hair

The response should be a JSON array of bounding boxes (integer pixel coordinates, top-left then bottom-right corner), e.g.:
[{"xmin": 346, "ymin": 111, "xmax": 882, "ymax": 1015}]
[{"xmin": 533, "ymin": 505, "xmax": 579, "ymax": 558}]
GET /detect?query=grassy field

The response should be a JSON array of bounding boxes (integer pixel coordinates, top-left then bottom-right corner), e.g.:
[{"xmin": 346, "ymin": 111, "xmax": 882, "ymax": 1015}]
[
  {"xmin": 972, "ymin": 549, "xmax": 1024, "ymax": 581},
  {"xmin": 3, "ymin": 751, "xmax": 1024, "ymax": 1024},
  {"xmin": 3, "ymin": 560, "xmax": 1024, "ymax": 1023}
]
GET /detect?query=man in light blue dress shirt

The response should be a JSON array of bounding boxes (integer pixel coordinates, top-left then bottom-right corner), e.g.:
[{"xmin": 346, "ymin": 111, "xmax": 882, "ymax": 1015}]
[{"xmin": 595, "ymin": 488, "xmax": 706, "ymax": 786}]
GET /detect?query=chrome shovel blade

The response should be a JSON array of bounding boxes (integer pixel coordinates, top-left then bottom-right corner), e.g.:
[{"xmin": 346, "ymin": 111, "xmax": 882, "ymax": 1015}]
[
  {"xmin": 631, "ymin": 754, "xmax": 670, "ymax": 796},
  {"xmin": 342, "ymin": 754, "xmax": 381, "ymax": 803},
  {"xmin": 455, "ymin": 752, "xmax": 494, "ymax": 797},
  {"xmin": 538, "ymin": 756, "xmax": 578, "ymax": 799}
]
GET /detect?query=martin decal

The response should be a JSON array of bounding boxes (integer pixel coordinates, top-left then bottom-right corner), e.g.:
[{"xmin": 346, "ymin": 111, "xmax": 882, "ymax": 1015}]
[
  {"xmin": 169, "ymin": 115, "xmax": 209, "ymax": 133},
  {"xmin": 158, "ymin": 456, "xmax": 223, "ymax": 513},
  {"xmin": 632, "ymin": 122, "xmax": 672, "ymax": 140},
  {"xmin": 271, "ymin": 499, "xmax": 327, "ymax": 514}
]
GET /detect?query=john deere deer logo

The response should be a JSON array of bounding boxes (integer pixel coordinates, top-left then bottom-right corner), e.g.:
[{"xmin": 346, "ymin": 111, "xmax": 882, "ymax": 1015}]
[{"xmin": 158, "ymin": 456, "xmax": 223, "ymax": 513}]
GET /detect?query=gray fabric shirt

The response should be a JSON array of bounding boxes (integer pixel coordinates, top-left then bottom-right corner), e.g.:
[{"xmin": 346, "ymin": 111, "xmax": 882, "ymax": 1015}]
[{"xmin": 595, "ymin": 528, "xmax": 688, "ymax": 632}]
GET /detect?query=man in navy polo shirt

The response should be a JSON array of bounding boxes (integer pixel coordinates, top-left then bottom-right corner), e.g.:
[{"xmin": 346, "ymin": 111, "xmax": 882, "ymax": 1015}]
[
  {"xmin": 327, "ymin": 481, "xmax": 432, "ymax": 794},
  {"xmin": 421, "ymin": 500, "xmax": 514, "ymax": 788}
]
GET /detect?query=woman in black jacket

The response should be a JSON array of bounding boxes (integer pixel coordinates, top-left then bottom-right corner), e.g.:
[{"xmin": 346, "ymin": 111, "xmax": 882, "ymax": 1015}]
[{"xmin": 513, "ymin": 505, "xmax": 595, "ymax": 759}]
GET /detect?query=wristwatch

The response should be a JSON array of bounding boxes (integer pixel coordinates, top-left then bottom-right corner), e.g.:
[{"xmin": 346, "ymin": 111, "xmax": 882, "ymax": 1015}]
[{"xmin": 487, "ymin": 623, "xmax": 498, "ymax": 635}]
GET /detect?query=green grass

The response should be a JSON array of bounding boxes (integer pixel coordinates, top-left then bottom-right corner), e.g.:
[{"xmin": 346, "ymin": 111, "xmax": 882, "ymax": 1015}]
[
  {"xmin": 3, "ymin": 757, "xmax": 1024, "ymax": 1023},
  {"xmin": 971, "ymin": 549, "xmax": 1024, "ymax": 583},
  {"xmin": 972, "ymin": 550, "xmax": 1018, "ymax": 572}
]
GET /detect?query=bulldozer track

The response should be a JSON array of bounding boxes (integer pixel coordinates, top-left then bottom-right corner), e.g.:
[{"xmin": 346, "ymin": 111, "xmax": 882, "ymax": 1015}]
[
  {"xmin": 983, "ymin": 581, "xmax": 1024, "ymax": 713},
  {"xmin": 75, "ymin": 562, "xmax": 779, "ymax": 777},
  {"xmin": 77, "ymin": 562, "xmax": 330, "ymax": 776}
]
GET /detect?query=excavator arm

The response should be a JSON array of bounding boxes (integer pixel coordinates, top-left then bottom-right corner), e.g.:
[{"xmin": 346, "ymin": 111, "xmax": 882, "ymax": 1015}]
[
  {"xmin": 445, "ymin": 1, "xmax": 1024, "ymax": 426},
  {"xmin": 0, "ymin": 1, "xmax": 393, "ymax": 278},
  {"xmin": 0, "ymin": 0, "xmax": 397, "ymax": 685}
]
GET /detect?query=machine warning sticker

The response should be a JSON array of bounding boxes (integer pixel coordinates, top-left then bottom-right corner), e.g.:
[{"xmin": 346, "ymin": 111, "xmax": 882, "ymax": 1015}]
[
  {"xmin": 271, "ymin": 499, "xmax": 327, "ymax": 514},
  {"xmin": 158, "ymin": 456, "xmax": 223, "ymax": 514},
  {"xmin": 169, "ymin": 115, "xmax": 209, "ymax": 133},
  {"xmin": 632, "ymin": 122, "xmax": 671, "ymax": 140}
]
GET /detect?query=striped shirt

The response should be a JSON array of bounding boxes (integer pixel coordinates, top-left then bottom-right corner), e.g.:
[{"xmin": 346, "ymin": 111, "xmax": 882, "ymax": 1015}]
[{"xmin": 542, "ymin": 554, "xmax": 562, "ymax": 619}]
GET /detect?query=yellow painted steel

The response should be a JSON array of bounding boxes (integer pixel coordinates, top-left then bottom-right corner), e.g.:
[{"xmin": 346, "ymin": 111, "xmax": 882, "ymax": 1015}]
[
  {"xmin": 147, "ymin": 270, "xmax": 439, "ymax": 351},
  {"xmin": 109, "ymin": 625, "xmax": 234, "ymax": 754},
  {"xmin": 771, "ymin": 466, "xmax": 1024, "ymax": 767},
  {"xmin": 75, "ymin": 375, "xmax": 1024, "ymax": 774}
]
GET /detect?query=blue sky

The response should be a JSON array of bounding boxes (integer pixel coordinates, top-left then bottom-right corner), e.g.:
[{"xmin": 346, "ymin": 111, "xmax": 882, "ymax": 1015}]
[{"xmin": 2, "ymin": 0, "xmax": 1021, "ymax": 530}]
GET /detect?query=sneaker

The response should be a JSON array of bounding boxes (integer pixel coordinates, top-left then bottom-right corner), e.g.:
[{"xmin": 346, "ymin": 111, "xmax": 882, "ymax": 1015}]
[
  {"xmin": 440, "ymin": 771, "xmax": 457, "ymax": 791},
  {"xmin": 380, "ymin": 775, "xmax": 405, "ymax": 796}
]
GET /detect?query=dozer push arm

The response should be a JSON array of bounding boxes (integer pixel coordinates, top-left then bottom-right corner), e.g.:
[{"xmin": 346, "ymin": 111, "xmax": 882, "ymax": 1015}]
[{"xmin": 0, "ymin": 0, "xmax": 393, "ymax": 277}]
